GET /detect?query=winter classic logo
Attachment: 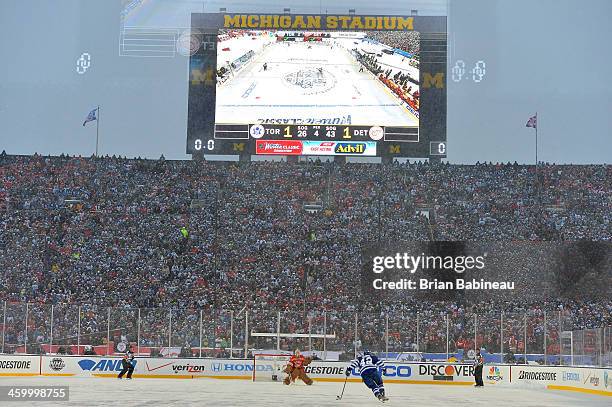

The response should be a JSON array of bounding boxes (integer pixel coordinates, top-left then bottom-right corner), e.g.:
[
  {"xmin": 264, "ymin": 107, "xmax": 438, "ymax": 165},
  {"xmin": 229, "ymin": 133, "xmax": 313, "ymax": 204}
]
[
  {"xmin": 49, "ymin": 358, "xmax": 66, "ymax": 371},
  {"xmin": 486, "ymin": 366, "xmax": 503, "ymax": 382}
]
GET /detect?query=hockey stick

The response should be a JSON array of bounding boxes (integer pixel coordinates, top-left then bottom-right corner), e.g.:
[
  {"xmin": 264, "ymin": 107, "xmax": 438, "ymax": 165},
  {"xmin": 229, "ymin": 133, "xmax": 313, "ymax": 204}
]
[{"xmin": 336, "ymin": 375, "xmax": 348, "ymax": 400}]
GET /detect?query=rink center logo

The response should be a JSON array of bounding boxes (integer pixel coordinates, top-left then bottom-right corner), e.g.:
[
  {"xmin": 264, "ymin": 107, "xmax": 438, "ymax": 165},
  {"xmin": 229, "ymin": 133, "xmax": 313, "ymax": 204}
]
[{"xmin": 283, "ymin": 68, "xmax": 336, "ymax": 95}]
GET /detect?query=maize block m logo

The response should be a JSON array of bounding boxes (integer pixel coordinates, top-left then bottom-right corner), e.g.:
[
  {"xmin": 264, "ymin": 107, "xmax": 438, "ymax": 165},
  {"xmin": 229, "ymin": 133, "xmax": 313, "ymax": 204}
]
[
  {"xmin": 422, "ymin": 72, "xmax": 444, "ymax": 89},
  {"xmin": 389, "ymin": 145, "xmax": 401, "ymax": 154},
  {"xmin": 233, "ymin": 143, "xmax": 245, "ymax": 152}
]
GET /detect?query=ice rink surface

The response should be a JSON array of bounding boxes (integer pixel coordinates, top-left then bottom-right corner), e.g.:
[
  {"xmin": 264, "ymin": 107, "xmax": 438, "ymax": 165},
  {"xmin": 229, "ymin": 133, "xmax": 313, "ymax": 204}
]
[
  {"xmin": 216, "ymin": 41, "xmax": 418, "ymax": 127},
  {"xmin": 1, "ymin": 377, "xmax": 609, "ymax": 407}
]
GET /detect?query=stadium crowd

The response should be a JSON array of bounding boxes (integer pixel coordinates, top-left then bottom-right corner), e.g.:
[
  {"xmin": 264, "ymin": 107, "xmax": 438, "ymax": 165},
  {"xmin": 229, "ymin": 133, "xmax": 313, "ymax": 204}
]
[
  {"xmin": 0, "ymin": 154, "xmax": 610, "ymax": 360},
  {"xmin": 364, "ymin": 31, "xmax": 420, "ymax": 57}
]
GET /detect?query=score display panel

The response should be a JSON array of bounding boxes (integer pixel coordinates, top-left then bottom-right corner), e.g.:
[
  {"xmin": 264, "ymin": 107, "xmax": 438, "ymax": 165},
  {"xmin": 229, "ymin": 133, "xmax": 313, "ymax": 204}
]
[{"xmin": 187, "ymin": 14, "xmax": 447, "ymax": 158}]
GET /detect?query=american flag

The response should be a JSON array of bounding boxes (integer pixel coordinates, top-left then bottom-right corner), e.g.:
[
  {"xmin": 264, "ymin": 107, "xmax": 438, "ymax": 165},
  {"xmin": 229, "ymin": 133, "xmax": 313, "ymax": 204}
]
[
  {"xmin": 83, "ymin": 108, "xmax": 98, "ymax": 126},
  {"xmin": 526, "ymin": 114, "xmax": 537, "ymax": 128}
]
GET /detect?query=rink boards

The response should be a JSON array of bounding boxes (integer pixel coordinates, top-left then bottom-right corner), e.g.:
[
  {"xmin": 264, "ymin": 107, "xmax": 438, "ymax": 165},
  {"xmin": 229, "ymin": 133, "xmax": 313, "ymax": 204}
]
[{"xmin": 0, "ymin": 355, "xmax": 610, "ymax": 396}]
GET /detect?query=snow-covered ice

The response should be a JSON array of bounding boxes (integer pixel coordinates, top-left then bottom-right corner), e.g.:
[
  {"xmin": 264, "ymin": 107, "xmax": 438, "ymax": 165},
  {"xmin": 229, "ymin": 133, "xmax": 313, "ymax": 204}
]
[
  {"xmin": 1, "ymin": 376, "xmax": 609, "ymax": 407},
  {"xmin": 216, "ymin": 40, "xmax": 418, "ymax": 128}
]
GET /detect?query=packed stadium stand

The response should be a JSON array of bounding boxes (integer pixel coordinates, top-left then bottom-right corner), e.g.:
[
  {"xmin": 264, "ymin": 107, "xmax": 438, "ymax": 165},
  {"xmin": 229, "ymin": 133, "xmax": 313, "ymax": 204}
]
[{"xmin": 0, "ymin": 154, "xmax": 610, "ymax": 360}]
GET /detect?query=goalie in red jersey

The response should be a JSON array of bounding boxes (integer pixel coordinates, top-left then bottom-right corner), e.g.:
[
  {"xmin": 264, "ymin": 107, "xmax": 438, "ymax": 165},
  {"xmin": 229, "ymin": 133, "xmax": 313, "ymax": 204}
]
[{"xmin": 283, "ymin": 349, "xmax": 313, "ymax": 385}]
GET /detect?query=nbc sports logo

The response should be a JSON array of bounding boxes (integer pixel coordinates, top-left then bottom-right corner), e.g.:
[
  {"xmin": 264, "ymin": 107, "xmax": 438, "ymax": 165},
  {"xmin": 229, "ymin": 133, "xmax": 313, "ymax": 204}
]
[{"xmin": 486, "ymin": 366, "xmax": 503, "ymax": 382}]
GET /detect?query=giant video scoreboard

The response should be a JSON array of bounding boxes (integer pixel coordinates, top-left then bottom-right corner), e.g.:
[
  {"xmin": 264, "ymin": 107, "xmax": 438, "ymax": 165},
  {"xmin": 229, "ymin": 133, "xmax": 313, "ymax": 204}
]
[{"xmin": 187, "ymin": 13, "xmax": 447, "ymax": 159}]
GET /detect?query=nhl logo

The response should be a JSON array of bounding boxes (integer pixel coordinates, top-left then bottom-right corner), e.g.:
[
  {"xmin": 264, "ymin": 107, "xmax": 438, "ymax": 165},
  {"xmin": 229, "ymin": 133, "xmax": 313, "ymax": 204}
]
[
  {"xmin": 49, "ymin": 358, "xmax": 65, "ymax": 371},
  {"xmin": 117, "ymin": 342, "xmax": 128, "ymax": 352}
]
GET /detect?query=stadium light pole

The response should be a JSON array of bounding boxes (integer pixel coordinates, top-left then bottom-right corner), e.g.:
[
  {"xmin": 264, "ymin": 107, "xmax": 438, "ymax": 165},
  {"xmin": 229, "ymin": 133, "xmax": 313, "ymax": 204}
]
[
  {"xmin": 244, "ymin": 310, "xmax": 249, "ymax": 358},
  {"xmin": 474, "ymin": 314, "xmax": 477, "ymax": 353},
  {"xmin": 95, "ymin": 106, "xmax": 100, "ymax": 157},
  {"xmin": 24, "ymin": 303, "xmax": 28, "ymax": 354},
  {"xmin": 500, "ymin": 311, "xmax": 504, "ymax": 363},
  {"xmin": 544, "ymin": 310, "xmax": 547, "ymax": 364},
  {"xmin": 558, "ymin": 311, "xmax": 562, "ymax": 366},
  {"xmin": 524, "ymin": 314, "xmax": 527, "ymax": 364},
  {"xmin": 49, "ymin": 305, "xmax": 54, "ymax": 355},
  {"xmin": 137, "ymin": 308, "xmax": 141, "ymax": 356},
  {"xmin": 323, "ymin": 311, "xmax": 327, "ymax": 360},
  {"xmin": 416, "ymin": 313, "xmax": 420, "ymax": 354},
  {"xmin": 168, "ymin": 309, "xmax": 172, "ymax": 349},
  {"xmin": 1, "ymin": 301, "xmax": 5, "ymax": 353},
  {"xmin": 78, "ymin": 305, "xmax": 82, "ymax": 355},
  {"xmin": 105, "ymin": 307, "xmax": 109, "ymax": 356},
  {"xmin": 230, "ymin": 310, "xmax": 234, "ymax": 359},
  {"xmin": 199, "ymin": 310, "xmax": 203, "ymax": 358}
]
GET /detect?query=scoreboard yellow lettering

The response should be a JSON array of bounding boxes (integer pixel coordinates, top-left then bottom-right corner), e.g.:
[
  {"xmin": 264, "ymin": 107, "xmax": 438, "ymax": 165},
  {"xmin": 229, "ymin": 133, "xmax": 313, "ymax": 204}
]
[
  {"xmin": 338, "ymin": 16, "xmax": 351, "ymax": 29},
  {"xmin": 224, "ymin": 15, "xmax": 241, "ymax": 27},
  {"xmin": 280, "ymin": 16, "xmax": 291, "ymax": 28},
  {"xmin": 223, "ymin": 14, "xmax": 414, "ymax": 31},
  {"xmin": 326, "ymin": 16, "xmax": 338, "ymax": 29},
  {"xmin": 307, "ymin": 15, "xmax": 321, "ymax": 28},
  {"xmin": 364, "ymin": 17, "xmax": 377, "ymax": 29}
]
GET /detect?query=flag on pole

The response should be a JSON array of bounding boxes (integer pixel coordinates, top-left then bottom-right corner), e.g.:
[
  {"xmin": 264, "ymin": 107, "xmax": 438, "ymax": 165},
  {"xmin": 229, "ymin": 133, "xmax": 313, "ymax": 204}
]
[
  {"xmin": 526, "ymin": 114, "xmax": 537, "ymax": 128},
  {"xmin": 83, "ymin": 108, "xmax": 98, "ymax": 126}
]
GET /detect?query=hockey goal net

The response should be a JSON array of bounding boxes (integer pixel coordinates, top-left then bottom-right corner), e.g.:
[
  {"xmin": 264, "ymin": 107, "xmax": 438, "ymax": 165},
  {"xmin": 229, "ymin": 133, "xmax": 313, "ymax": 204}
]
[{"xmin": 252, "ymin": 353, "xmax": 293, "ymax": 382}]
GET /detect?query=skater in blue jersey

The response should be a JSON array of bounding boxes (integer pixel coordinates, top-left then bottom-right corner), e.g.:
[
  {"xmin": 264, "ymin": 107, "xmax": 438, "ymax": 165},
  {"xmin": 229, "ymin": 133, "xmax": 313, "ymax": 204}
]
[{"xmin": 346, "ymin": 350, "xmax": 388, "ymax": 402}]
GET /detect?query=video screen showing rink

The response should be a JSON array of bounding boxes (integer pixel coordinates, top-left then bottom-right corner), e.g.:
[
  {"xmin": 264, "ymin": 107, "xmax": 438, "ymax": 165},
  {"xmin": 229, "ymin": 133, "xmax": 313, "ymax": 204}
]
[{"xmin": 215, "ymin": 30, "xmax": 420, "ymax": 128}]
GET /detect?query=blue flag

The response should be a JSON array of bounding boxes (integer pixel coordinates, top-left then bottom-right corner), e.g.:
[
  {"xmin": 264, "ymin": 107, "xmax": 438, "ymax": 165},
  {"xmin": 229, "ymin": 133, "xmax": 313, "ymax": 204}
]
[{"xmin": 83, "ymin": 108, "xmax": 98, "ymax": 126}]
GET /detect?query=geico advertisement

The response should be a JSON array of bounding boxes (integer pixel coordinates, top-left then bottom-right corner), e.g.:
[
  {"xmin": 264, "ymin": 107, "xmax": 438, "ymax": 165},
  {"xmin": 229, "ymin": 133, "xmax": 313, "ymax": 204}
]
[
  {"xmin": 304, "ymin": 362, "xmax": 413, "ymax": 379},
  {"xmin": 0, "ymin": 355, "xmax": 39, "ymax": 375}
]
